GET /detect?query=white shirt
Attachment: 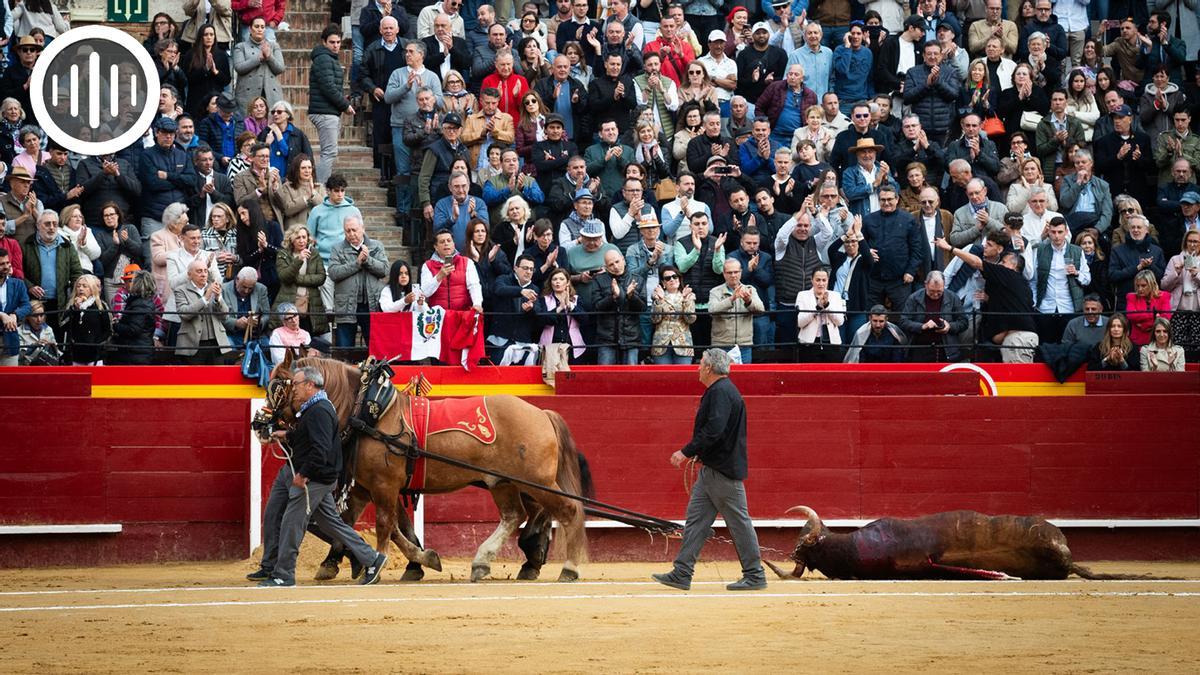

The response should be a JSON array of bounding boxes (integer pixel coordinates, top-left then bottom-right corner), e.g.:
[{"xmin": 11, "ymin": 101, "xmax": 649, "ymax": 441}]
[
  {"xmin": 1020, "ymin": 209, "xmax": 1063, "ymax": 243},
  {"xmin": 661, "ymin": 198, "xmax": 712, "ymax": 241},
  {"xmin": 922, "ymin": 213, "xmax": 939, "ymax": 263},
  {"xmin": 1038, "ymin": 242, "xmax": 1091, "ymax": 314},
  {"xmin": 858, "ymin": 165, "xmax": 881, "ymax": 212},
  {"xmin": 897, "ymin": 38, "xmax": 916, "ymax": 74},
  {"xmin": 696, "ymin": 53, "xmax": 738, "ymax": 101},
  {"xmin": 418, "ymin": 255, "xmax": 483, "ymax": 308},
  {"xmin": 634, "ymin": 77, "xmax": 681, "ymax": 131}
]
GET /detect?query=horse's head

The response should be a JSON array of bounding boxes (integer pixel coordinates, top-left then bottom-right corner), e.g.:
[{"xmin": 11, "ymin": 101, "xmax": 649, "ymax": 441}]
[{"xmin": 253, "ymin": 350, "xmax": 301, "ymax": 444}]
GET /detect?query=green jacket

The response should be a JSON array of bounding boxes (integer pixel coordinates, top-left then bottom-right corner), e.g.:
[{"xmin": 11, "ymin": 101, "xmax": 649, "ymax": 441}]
[
  {"xmin": 21, "ymin": 234, "xmax": 82, "ymax": 306},
  {"xmin": 1153, "ymin": 129, "xmax": 1200, "ymax": 185},
  {"xmin": 273, "ymin": 247, "xmax": 331, "ymax": 336},
  {"xmin": 1034, "ymin": 114, "xmax": 1086, "ymax": 178},
  {"xmin": 1034, "ymin": 241, "xmax": 1084, "ymax": 312},
  {"xmin": 307, "ymin": 45, "xmax": 350, "ymax": 116},
  {"xmin": 583, "ymin": 141, "xmax": 634, "ymax": 203}
]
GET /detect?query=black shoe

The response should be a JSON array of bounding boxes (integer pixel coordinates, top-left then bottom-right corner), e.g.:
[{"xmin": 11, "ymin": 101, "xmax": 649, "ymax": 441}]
[
  {"xmin": 359, "ymin": 553, "xmax": 388, "ymax": 585},
  {"xmin": 651, "ymin": 571, "xmax": 691, "ymax": 591},
  {"xmin": 350, "ymin": 555, "xmax": 364, "ymax": 580},
  {"xmin": 246, "ymin": 567, "xmax": 271, "ymax": 582},
  {"xmin": 258, "ymin": 577, "xmax": 295, "ymax": 587},
  {"xmin": 726, "ymin": 577, "xmax": 767, "ymax": 591}
]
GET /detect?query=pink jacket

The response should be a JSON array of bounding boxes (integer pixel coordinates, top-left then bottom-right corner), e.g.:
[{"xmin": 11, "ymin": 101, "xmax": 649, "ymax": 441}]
[{"xmin": 1124, "ymin": 292, "xmax": 1172, "ymax": 346}]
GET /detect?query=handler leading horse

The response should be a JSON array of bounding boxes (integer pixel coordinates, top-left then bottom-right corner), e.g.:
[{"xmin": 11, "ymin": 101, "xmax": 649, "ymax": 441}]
[{"xmin": 258, "ymin": 354, "xmax": 592, "ymax": 582}]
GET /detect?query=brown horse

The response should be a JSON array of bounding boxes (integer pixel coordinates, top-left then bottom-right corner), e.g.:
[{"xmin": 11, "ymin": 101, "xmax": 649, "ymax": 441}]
[{"xmin": 258, "ymin": 354, "xmax": 592, "ymax": 582}]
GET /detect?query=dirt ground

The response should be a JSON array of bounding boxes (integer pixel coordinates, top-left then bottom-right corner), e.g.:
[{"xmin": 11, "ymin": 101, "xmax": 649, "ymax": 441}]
[{"xmin": 2, "ymin": 542, "xmax": 1198, "ymax": 674}]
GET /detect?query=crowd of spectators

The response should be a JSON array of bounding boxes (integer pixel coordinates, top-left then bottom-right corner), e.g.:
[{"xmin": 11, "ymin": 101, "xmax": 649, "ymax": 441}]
[{"xmin": 0, "ymin": 1, "xmax": 1197, "ymax": 373}]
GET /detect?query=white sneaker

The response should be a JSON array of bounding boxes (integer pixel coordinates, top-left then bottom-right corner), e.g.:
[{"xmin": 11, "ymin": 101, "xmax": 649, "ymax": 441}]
[{"xmin": 277, "ymin": 21, "xmax": 290, "ymax": 33}]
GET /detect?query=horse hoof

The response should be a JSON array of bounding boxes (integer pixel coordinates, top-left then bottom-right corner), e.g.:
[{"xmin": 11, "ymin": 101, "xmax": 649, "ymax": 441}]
[
  {"xmin": 313, "ymin": 563, "xmax": 339, "ymax": 581},
  {"xmin": 470, "ymin": 563, "xmax": 490, "ymax": 582},
  {"xmin": 557, "ymin": 568, "xmax": 579, "ymax": 583},
  {"xmin": 424, "ymin": 550, "xmax": 443, "ymax": 572},
  {"xmin": 400, "ymin": 564, "xmax": 425, "ymax": 582},
  {"xmin": 517, "ymin": 563, "xmax": 541, "ymax": 581}
]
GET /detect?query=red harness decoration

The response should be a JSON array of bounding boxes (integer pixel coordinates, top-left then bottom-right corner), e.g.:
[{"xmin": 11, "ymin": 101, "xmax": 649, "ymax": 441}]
[{"xmin": 401, "ymin": 396, "xmax": 496, "ymax": 492}]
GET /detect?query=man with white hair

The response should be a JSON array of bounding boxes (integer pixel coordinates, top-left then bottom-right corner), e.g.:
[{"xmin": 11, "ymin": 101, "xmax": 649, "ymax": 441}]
[
  {"xmin": 1019, "ymin": 186, "xmax": 1063, "ymax": 243},
  {"xmin": 949, "ymin": 178, "xmax": 1007, "ymax": 247},
  {"xmin": 221, "ymin": 266, "xmax": 271, "ymax": 348},
  {"xmin": 417, "ymin": 0, "xmax": 465, "ymax": 39},
  {"xmin": 898, "ymin": 270, "xmax": 967, "ymax": 362},
  {"xmin": 789, "ymin": 21, "xmax": 833, "ymax": 102},
  {"xmin": 327, "ymin": 215, "xmax": 389, "ymax": 349},
  {"xmin": 386, "ymin": 41, "xmax": 444, "ymax": 223},
  {"xmin": 166, "ymin": 222, "xmax": 223, "ymax": 346},
  {"xmin": 174, "ymin": 256, "xmax": 231, "ymax": 364}
]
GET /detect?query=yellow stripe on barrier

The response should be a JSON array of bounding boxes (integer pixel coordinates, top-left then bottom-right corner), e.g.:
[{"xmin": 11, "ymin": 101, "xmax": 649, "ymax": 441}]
[
  {"xmin": 994, "ymin": 381, "xmax": 1086, "ymax": 397},
  {"xmin": 92, "ymin": 383, "xmax": 557, "ymax": 399}
]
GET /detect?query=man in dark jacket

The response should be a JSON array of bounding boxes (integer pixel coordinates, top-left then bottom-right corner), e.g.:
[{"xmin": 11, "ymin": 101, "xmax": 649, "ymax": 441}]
[
  {"xmin": 862, "ymin": 185, "xmax": 926, "ymax": 312},
  {"xmin": 196, "ymin": 95, "xmax": 247, "ymax": 172},
  {"xmin": 899, "ymin": 271, "xmax": 967, "ymax": 361},
  {"xmin": 421, "ymin": 13, "xmax": 471, "ymax": 77},
  {"xmin": 32, "ymin": 141, "xmax": 80, "ymax": 213},
  {"xmin": 586, "ymin": 52, "xmax": 638, "ymax": 135},
  {"xmin": 1094, "ymin": 105, "xmax": 1157, "ymax": 209},
  {"xmin": 590, "ymin": 20, "xmax": 641, "ymax": 76},
  {"xmin": 531, "ymin": 115, "xmax": 578, "ymax": 196},
  {"xmin": 902, "ymin": 41, "xmax": 961, "ymax": 145},
  {"xmin": 653, "ymin": 348, "xmax": 766, "ymax": 592},
  {"xmin": 21, "ymin": 211, "xmax": 82, "ymax": 342},
  {"xmin": 360, "ymin": 16, "xmax": 407, "ymax": 184},
  {"xmin": 308, "ymin": 26, "xmax": 355, "ymax": 185},
  {"xmin": 829, "ymin": 101, "xmax": 892, "ymax": 173},
  {"xmin": 488, "ymin": 254, "xmax": 542, "ymax": 363},
  {"xmin": 417, "ymin": 113, "xmax": 470, "ymax": 220},
  {"xmin": 359, "ymin": 0, "xmax": 412, "ymax": 51},
  {"xmin": 76, "ymin": 151, "xmax": 142, "ymax": 231},
  {"xmin": 186, "ymin": 146, "xmax": 236, "ymax": 227},
  {"xmin": 533, "ymin": 56, "xmax": 588, "ymax": 144},
  {"xmin": 260, "ymin": 365, "xmax": 388, "ymax": 588},
  {"xmin": 734, "ymin": 23, "xmax": 787, "ymax": 104},
  {"xmin": 137, "ymin": 117, "xmax": 197, "ymax": 259},
  {"xmin": 587, "ymin": 248, "xmax": 646, "ymax": 364},
  {"xmin": 0, "ymin": 36, "xmax": 38, "ymax": 125},
  {"xmin": 876, "ymin": 16, "xmax": 927, "ymax": 95}
]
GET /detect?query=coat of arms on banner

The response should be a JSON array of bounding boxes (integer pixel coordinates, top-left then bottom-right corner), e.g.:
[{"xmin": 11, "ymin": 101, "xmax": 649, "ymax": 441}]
[{"xmin": 416, "ymin": 305, "xmax": 445, "ymax": 342}]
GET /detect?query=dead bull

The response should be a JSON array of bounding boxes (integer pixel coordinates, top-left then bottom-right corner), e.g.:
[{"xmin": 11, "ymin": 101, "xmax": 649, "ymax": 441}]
[{"xmin": 766, "ymin": 506, "xmax": 1154, "ymax": 581}]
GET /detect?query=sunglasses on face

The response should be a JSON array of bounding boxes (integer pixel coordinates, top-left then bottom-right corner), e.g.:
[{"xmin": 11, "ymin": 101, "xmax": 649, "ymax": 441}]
[
  {"xmin": 661, "ymin": 274, "xmax": 678, "ymax": 281},
  {"xmin": 1121, "ymin": 208, "xmax": 1136, "ymax": 214}
]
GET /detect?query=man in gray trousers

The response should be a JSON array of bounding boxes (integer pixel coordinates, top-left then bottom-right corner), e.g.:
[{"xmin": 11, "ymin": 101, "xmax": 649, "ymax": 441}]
[
  {"xmin": 653, "ymin": 349, "xmax": 767, "ymax": 591},
  {"xmin": 260, "ymin": 366, "xmax": 387, "ymax": 587}
]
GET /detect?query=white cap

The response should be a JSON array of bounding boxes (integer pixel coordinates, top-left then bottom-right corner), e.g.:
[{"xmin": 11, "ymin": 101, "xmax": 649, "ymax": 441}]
[
  {"xmin": 707, "ymin": 29, "xmax": 727, "ymax": 42},
  {"xmin": 751, "ymin": 21, "xmax": 771, "ymax": 33}
]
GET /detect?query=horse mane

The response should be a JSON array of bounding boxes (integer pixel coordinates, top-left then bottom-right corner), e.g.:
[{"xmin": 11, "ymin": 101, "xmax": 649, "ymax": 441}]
[{"xmin": 295, "ymin": 357, "xmax": 363, "ymax": 428}]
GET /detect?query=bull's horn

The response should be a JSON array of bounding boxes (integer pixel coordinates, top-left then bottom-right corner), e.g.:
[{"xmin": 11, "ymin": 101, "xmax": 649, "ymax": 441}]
[
  {"xmin": 785, "ymin": 505, "xmax": 823, "ymax": 531},
  {"xmin": 764, "ymin": 560, "xmax": 799, "ymax": 579}
]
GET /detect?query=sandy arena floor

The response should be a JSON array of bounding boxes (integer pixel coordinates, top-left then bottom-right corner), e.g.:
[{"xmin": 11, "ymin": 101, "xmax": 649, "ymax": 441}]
[{"xmin": 1, "ymin": 546, "xmax": 1198, "ymax": 674}]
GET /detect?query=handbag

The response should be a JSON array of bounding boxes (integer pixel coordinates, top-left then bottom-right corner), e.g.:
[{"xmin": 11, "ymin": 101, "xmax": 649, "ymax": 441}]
[
  {"xmin": 540, "ymin": 343, "xmax": 571, "ymax": 386},
  {"xmin": 1020, "ymin": 111, "xmax": 1044, "ymax": 132},
  {"xmin": 981, "ymin": 115, "xmax": 1005, "ymax": 137},
  {"xmin": 654, "ymin": 177, "xmax": 678, "ymax": 201}
]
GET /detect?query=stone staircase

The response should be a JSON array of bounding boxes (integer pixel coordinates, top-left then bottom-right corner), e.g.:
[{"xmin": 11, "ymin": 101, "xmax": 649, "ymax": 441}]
[{"xmin": 271, "ymin": 2, "xmax": 413, "ymax": 266}]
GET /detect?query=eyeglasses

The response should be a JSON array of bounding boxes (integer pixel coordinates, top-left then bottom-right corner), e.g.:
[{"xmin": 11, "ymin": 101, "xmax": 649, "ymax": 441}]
[
  {"xmin": 853, "ymin": 113, "xmax": 870, "ymax": 118},
  {"xmin": 518, "ymin": 265, "xmax": 535, "ymax": 271},
  {"xmin": 1120, "ymin": 208, "xmax": 1136, "ymax": 214},
  {"xmin": 272, "ymin": 110, "xmax": 288, "ymax": 115},
  {"xmin": 284, "ymin": 314, "xmax": 300, "ymax": 321},
  {"xmin": 662, "ymin": 274, "xmax": 678, "ymax": 281}
]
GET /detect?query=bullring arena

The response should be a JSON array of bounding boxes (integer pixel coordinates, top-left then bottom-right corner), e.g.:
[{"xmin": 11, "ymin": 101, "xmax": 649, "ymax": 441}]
[{"xmin": 2, "ymin": 364, "xmax": 1199, "ymax": 672}]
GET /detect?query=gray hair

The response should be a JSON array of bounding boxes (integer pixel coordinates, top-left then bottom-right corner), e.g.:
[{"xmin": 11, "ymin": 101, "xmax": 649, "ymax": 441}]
[
  {"xmin": 162, "ymin": 202, "xmax": 189, "ymax": 226},
  {"xmin": 276, "ymin": 302, "xmax": 299, "ymax": 315},
  {"xmin": 17, "ymin": 124, "xmax": 42, "ymax": 142},
  {"xmin": 730, "ymin": 95, "xmax": 747, "ymax": 106},
  {"xmin": 925, "ymin": 270, "xmax": 945, "ymax": 286},
  {"xmin": 37, "ymin": 208, "xmax": 59, "ymax": 224},
  {"xmin": 702, "ymin": 348, "xmax": 733, "ymax": 375},
  {"xmin": 1029, "ymin": 186, "xmax": 1047, "ymax": 198},
  {"xmin": 1074, "ymin": 148, "xmax": 1093, "ymax": 162},
  {"xmin": 966, "ymin": 177, "xmax": 986, "ymax": 192},
  {"xmin": 129, "ymin": 270, "xmax": 157, "ymax": 298},
  {"xmin": 294, "ymin": 365, "xmax": 324, "ymax": 388},
  {"xmin": 343, "ymin": 213, "xmax": 364, "ymax": 228},
  {"xmin": 902, "ymin": 114, "xmax": 921, "ymax": 127},
  {"xmin": 410, "ymin": 40, "xmax": 427, "ymax": 57},
  {"xmin": 236, "ymin": 266, "xmax": 259, "ymax": 283},
  {"xmin": 1027, "ymin": 31, "xmax": 1047, "ymax": 45},
  {"xmin": 948, "ymin": 158, "xmax": 971, "ymax": 173},
  {"xmin": 416, "ymin": 86, "xmax": 436, "ymax": 99},
  {"xmin": 271, "ymin": 99, "xmax": 295, "ymax": 118}
]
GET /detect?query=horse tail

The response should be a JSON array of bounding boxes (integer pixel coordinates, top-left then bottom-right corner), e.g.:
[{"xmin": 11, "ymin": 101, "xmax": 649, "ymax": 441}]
[{"xmin": 547, "ymin": 410, "xmax": 594, "ymax": 499}]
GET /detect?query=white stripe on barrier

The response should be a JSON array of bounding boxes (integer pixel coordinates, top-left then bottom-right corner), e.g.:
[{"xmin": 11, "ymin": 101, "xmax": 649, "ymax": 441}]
[
  {"xmin": 2, "ymin": 590, "xmax": 1198, "ymax": 614},
  {"xmin": 582, "ymin": 518, "xmax": 1200, "ymax": 529},
  {"xmin": 0, "ymin": 524, "xmax": 122, "ymax": 535}
]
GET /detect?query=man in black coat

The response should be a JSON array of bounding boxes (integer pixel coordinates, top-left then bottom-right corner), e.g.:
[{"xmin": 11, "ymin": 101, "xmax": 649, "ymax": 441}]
[
  {"xmin": 487, "ymin": 255, "xmax": 542, "ymax": 363},
  {"xmin": 76, "ymin": 151, "xmax": 143, "ymax": 229},
  {"xmin": 360, "ymin": 0, "xmax": 412, "ymax": 47},
  {"xmin": 531, "ymin": 115, "xmax": 578, "ymax": 196},
  {"xmin": 421, "ymin": 14, "xmax": 472, "ymax": 76},
  {"xmin": 186, "ymin": 145, "xmax": 236, "ymax": 227},
  {"xmin": 533, "ymin": 56, "xmax": 588, "ymax": 144},
  {"xmin": 32, "ymin": 141, "xmax": 80, "ymax": 213},
  {"xmin": 734, "ymin": 23, "xmax": 787, "ymax": 104},
  {"xmin": 590, "ymin": 20, "xmax": 642, "ymax": 77},
  {"xmin": 829, "ymin": 101, "xmax": 892, "ymax": 173},
  {"xmin": 259, "ymin": 366, "xmax": 388, "ymax": 588},
  {"xmin": 1093, "ymin": 104, "xmax": 1157, "ymax": 208},
  {"xmin": 862, "ymin": 185, "xmax": 926, "ymax": 311},
  {"xmin": 586, "ymin": 53, "xmax": 637, "ymax": 135},
  {"xmin": 653, "ymin": 348, "xmax": 766, "ymax": 592},
  {"xmin": 587, "ymin": 248, "xmax": 646, "ymax": 364}
]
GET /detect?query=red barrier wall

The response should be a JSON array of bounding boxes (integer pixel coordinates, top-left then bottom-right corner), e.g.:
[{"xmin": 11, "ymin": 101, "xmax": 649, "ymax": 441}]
[{"xmin": 0, "ymin": 398, "xmax": 250, "ymax": 567}]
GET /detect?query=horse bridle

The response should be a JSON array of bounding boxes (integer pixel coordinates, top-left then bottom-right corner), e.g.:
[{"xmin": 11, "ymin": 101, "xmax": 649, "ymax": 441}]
[{"xmin": 252, "ymin": 376, "xmax": 294, "ymax": 437}]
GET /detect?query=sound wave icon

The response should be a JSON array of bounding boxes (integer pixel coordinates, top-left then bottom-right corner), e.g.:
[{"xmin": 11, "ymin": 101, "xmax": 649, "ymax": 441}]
[
  {"xmin": 49, "ymin": 54, "xmax": 142, "ymax": 130},
  {"xmin": 31, "ymin": 26, "xmax": 160, "ymax": 156}
]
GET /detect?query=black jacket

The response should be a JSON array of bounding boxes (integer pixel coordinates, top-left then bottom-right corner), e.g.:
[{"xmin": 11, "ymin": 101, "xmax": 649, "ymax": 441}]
[
  {"xmin": 586, "ymin": 73, "xmax": 637, "ymax": 133},
  {"xmin": 491, "ymin": 273, "xmax": 540, "ymax": 344},
  {"xmin": 1093, "ymin": 131, "xmax": 1157, "ymax": 204},
  {"xmin": 360, "ymin": 3, "xmax": 412, "ymax": 46},
  {"xmin": 827, "ymin": 239, "xmax": 874, "ymax": 313},
  {"xmin": 32, "ymin": 164, "xmax": 78, "ymax": 213},
  {"xmin": 680, "ymin": 377, "xmax": 748, "ymax": 481},
  {"xmin": 420, "ymin": 35, "xmax": 471, "ymax": 76},
  {"xmin": 587, "ymin": 270, "xmax": 646, "ymax": 347},
  {"xmin": 110, "ymin": 294, "xmax": 157, "ymax": 364},
  {"xmin": 76, "ymin": 155, "xmax": 143, "ymax": 229},
  {"xmin": 288, "ymin": 397, "xmax": 341, "ymax": 483},
  {"xmin": 186, "ymin": 171, "xmax": 236, "ymax": 227},
  {"xmin": 62, "ymin": 304, "xmax": 111, "ymax": 365},
  {"xmin": 197, "ymin": 113, "xmax": 247, "ymax": 170},
  {"xmin": 308, "ymin": 45, "xmax": 350, "ymax": 116}
]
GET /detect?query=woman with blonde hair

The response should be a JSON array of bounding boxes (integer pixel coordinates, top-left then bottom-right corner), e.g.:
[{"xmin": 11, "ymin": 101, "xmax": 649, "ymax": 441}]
[
  {"xmin": 61, "ymin": 274, "xmax": 110, "ymax": 366},
  {"xmin": 1006, "ymin": 157, "xmax": 1059, "ymax": 214},
  {"xmin": 1110, "ymin": 195, "xmax": 1158, "ymax": 246},
  {"xmin": 959, "ymin": 58, "xmax": 994, "ymax": 121},
  {"xmin": 792, "ymin": 105, "xmax": 835, "ymax": 164},
  {"xmin": 59, "ymin": 204, "xmax": 100, "ymax": 273},
  {"xmin": 1140, "ymin": 317, "xmax": 1186, "ymax": 371},
  {"xmin": 441, "ymin": 70, "xmax": 477, "ymax": 118},
  {"xmin": 650, "ymin": 265, "xmax": 696, "ymax": 364},
  {"xmin": 678, "ymin": 60, "xmax": 719, "ymax": 109},
  {"xmin": 1126, "ymin": 269, "xmax": 1172, "ymax": 346},
  {"xmin": 273, "ymin": 224, "xmax": 329, "ymax": 339}
]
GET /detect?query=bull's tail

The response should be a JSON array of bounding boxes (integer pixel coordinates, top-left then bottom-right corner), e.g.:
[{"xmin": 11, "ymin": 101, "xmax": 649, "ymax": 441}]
[{"xmin": 1068, "ymin": 563, "xmax": 1181, "ymax": 580}]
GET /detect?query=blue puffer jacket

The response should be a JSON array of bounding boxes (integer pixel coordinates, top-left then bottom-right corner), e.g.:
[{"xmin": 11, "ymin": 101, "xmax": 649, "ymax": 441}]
[{"xmin": 136, "ymin": 143, "xmax": 196, "ymax": 221}]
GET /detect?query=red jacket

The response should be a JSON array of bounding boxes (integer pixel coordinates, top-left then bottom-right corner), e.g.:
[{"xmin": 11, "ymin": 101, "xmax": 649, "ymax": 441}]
[
  {"xmin": 232, "ymin": 0, "xmax": 287, "ymax": 26},
  {"xmin": 481, "ymin": 73, "xmax": 531, "ymax": 119},
  {"xmin": 0, "ymin": 236, "xmax": 22, "ymax": 278},
  {"xmin": 643, "ymin": 38, "xmax": 695, "ymax": 86},
  {"xmin": 1125, "ymin": 292, "xmax": 1172, "ymax": 346}
]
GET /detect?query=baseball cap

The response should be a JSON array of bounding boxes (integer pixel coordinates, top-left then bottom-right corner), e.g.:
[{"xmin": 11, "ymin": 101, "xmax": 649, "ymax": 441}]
[{"xmin": 707, "ymin": 30, "xmax": 727, "ymax": 42}]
